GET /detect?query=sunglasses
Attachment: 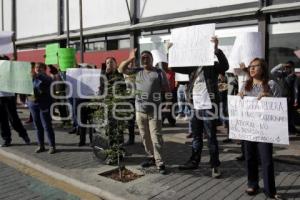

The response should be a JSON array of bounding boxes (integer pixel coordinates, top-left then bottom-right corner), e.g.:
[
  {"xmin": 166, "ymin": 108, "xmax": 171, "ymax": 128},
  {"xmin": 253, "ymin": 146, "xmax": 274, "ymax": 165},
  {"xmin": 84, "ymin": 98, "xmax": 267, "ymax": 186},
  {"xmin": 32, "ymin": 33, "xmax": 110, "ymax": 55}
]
[{"xmin": 249, "ymin": 64, "xmax": 261, "ymax": 68}]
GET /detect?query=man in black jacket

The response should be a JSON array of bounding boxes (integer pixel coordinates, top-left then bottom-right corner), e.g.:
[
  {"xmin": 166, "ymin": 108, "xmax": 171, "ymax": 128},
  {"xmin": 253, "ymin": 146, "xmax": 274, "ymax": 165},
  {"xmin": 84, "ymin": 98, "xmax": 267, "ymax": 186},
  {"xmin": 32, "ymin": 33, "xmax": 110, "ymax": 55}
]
[{"xmin": 173, "ymin": 37, "xmax": 229, "ymax": 178}]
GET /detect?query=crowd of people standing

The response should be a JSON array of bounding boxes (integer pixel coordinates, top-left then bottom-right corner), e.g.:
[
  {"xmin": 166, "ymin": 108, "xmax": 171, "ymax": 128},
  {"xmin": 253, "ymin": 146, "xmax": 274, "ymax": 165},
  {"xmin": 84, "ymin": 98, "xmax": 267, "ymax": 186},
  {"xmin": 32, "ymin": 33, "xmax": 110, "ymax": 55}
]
[{"xmin": 1, "ymin": 35, "xmax": 299, "ymax": 199}]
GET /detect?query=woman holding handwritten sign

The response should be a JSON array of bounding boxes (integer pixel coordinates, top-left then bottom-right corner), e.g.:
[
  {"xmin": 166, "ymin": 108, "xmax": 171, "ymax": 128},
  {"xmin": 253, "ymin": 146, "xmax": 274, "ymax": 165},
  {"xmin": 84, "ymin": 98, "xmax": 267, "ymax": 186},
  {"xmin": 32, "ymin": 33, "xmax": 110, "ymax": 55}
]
[{"xmin": 239, "ymin": 58, "xmax": 282, "ymax": 200}]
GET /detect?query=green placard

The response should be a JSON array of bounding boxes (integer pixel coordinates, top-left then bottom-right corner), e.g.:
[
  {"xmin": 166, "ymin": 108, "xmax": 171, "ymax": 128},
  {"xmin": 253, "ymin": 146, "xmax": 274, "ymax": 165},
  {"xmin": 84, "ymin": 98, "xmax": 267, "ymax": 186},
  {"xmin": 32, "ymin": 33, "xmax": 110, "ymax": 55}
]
[
  {"xmin": 58, "ymin": 48, "xmax": 76, "ymax": 71},
  {"xmin": 0, "ymin": 60, "xmax": 33, "ymax": 94},
  {"xmin": 45, "ymin": 43, "xmax": 59, "ymax": 65}
]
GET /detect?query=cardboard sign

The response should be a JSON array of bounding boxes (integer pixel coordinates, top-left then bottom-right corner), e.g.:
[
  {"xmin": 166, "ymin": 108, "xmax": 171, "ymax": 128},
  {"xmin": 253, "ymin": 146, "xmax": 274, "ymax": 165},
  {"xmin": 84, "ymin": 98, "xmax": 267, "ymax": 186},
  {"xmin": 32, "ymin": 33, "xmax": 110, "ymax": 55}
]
[
  {"xmin": 175, "ymin": 73, "xmax": 189, "ymax": 82},
  {"xmin": 0, "ymin": 60, "xmax": 33, "ymax": 94},
  {"xmin": 229, "ymin": 32, "xmax": 263, "ymax": 68},
  {"xmin": 151, "ymin": 49, "xmax": 168, "ymax": 67},
  {"xmin": 66, "ymin": 68, "xmax": 101, "ymax": 98},
  {"xmin": 169, "ymin": 24, "xmax": 215, "ymax": 67},
  {"xmin": 294, "ymin": 50, "xmax": 300, "ymax": 59},
  {"xmin": 0, "ymin": 31, "xmax": 14, "ymax": 54},
  {"xmin": 228, "ymin": 95, "xmax": 289, "ymax": 145},
  {"xmin": 45, "ymin": 43, "xmax": 60, "ymax": 65},
  {"xmin": 58, "ymin": 48, "xmax": 76, "ymax": 71}
]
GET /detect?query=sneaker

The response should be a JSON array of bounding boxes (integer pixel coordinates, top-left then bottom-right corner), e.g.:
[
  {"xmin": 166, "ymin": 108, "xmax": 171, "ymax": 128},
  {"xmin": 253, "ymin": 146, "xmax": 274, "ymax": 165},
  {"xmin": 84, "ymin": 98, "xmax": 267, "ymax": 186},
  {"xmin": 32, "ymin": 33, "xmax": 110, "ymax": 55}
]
[
  {"xmin": 245, "ymin": 187, "xmax": 259, "ymax": 196},
  {"xmin": 48, "ymin": 147, "xmax": 56, "ymax": 154},
  {"xmin": 176, "ymin": 115, "xmax": 182, "ymax": 120},
  {"xmin": 268, "ymin": 194, "xmax": 283, "ymax": 200},
  {"xmin": 35, "ymin": 146, "xmax": 46, "ymax": 153},
  {"xmin": 158, "ymin": 165, "xmax": 167, "ymax": 175},
  {"xmin": 178, "ymin": 160, "xmax": 198, "ymax": 170},
  {"xmin": 140, "ymin": 158, "xmax": 156, "ymax": 168},
  {"xmin": 183, "ymin": 116, "xmax": 190, "ymax": 121},
  {"xmin": 212, "ymin": 167, "xmax": 221, "ymax": 178}
]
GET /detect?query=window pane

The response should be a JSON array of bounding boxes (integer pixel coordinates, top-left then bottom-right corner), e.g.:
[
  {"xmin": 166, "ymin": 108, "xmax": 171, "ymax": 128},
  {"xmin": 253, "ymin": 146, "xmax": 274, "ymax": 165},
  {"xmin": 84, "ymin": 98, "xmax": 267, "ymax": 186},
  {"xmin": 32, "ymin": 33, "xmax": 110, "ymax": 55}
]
[
  {"xmin": 269, "ymin": 33, "xmax": 300, "ymax": 69},
  {"xmin": 119, "ymin": 39, "xmax": 130, "ymax": 49}
]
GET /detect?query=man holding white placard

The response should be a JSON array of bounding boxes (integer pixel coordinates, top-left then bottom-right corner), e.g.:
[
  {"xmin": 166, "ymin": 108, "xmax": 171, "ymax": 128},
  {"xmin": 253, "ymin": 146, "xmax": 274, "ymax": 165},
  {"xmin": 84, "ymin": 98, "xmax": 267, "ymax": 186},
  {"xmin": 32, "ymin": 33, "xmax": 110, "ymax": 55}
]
[{"xmin": 174, "ymin": 35, "xmax": 229, "ymax": 178}]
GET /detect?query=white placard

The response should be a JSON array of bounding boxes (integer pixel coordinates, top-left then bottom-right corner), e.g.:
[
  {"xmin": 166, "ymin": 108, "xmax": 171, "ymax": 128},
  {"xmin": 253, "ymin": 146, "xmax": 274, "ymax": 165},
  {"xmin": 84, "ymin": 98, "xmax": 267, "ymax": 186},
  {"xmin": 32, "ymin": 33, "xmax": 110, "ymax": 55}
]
[
  {"xmin": 151, "ymin": 49, "xmax": 168, "ymax": 67},
  {"xmin": 175, "ymin": 73, "xmax": 189, "ymax": 82},
  {"xmin": 229, "ymin": 32, "xmax": 263, "ymax": 69},
  {"xmin": 294, "ymin": 50, "xmax": 300, "ymax": 59},
  {"xmin": 169, "ymin": 24, "xmax": 215, "ymax": 67},
  {"xmin": 0, "ymin": 31, "xmax": 14, "ymax": 54},
  {"xmin": 66, "ymin": 68, "xmax": 101, "ymax": 98},
  {"xmin": 228, "ymin": 95, "xmax": 289, "ymax": 145}
]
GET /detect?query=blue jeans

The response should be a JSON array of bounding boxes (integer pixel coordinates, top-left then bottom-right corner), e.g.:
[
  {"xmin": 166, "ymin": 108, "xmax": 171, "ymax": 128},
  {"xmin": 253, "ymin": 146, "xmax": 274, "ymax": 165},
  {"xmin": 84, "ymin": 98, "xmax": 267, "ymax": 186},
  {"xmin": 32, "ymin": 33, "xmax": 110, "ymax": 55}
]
[
  {"xmin": 177, "ymin": 85, "xmax": 190, "ymax": 116},
  {"xmin": 28, "ymin": 102, "xmax": 55, "ymax": 147},
  {"xmin": 191, "ymin": 109, "xmax": 220, "ymax": 168}
]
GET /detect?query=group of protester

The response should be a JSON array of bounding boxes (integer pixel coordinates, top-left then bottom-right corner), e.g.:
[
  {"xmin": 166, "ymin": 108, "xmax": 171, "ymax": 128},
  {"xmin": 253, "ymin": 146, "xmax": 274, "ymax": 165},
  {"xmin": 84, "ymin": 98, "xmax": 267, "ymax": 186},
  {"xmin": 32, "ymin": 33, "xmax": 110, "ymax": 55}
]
[{"xmin": 1, "ymin": 35, "xmax": 299, "ymax": 199}]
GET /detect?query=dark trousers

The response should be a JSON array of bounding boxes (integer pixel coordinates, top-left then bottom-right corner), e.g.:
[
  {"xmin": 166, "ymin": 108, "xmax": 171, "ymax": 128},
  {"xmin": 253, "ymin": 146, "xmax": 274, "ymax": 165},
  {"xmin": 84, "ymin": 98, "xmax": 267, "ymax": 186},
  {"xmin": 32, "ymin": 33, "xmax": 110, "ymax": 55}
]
[
  {"xmin": 245, "ymin": 141, "xmax": 276, "ymax": 197},
  {"xmin": 0, "ymin": 98, "xmax": 12, "ymax": 142},
  {"xmin": 288, "ymin": 103, "xmax": 297, "ymax": 133},
  {"xmin": 191, "ymin": 109, "xmax": 220, "ymax": 168},
  {"xmin": 28, "ymin": 102, "xmax": 55, "ymax": 147},
  {"xmin": 162, "ymin": 91, "xmax": 177, "ymax": 126},
  {"xmin": 127, "ymin": 99, "xmax": 136, "ymax": 143},
  {"xmin": 0, "ymin": 96, "xmax": 28, "ymax": 141},
  {"xmin": 78, "ymin": 105, "xmax": 93, "ymax": 145}
]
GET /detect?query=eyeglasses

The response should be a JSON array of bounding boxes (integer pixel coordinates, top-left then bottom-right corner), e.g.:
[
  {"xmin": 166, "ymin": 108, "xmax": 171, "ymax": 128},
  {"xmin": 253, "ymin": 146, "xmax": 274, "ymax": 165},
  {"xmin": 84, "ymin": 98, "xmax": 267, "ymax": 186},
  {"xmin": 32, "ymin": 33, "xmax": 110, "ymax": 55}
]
[{"xmin": 249, "ymin": 64, "xmax": 261, "ymax": 68}]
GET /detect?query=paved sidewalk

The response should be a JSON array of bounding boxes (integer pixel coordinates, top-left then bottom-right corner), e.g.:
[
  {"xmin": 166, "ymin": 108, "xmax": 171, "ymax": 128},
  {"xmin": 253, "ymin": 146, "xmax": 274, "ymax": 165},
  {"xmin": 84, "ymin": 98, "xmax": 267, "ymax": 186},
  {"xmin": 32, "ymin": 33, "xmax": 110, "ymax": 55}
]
[{"xmin": 0, "ymin": 108, "xmax": 300, "ymax": 200}]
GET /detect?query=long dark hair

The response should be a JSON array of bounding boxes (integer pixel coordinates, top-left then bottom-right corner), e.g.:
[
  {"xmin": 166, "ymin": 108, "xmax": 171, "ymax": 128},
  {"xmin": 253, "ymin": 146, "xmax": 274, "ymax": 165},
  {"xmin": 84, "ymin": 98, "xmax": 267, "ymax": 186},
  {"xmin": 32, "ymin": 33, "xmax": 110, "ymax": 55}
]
[{"xmin": 244, "ymin": 58, "xmax": 270, "ymax": 93}]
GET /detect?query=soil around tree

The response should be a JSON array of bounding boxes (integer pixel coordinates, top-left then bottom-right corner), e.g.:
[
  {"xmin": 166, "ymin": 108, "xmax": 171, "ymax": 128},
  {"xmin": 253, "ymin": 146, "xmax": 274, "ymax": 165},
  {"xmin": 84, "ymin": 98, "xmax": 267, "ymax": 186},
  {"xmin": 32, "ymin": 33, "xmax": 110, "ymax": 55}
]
[{"xmin": 100, "ymin": 167, "xmax": 143, "ymax": 183}]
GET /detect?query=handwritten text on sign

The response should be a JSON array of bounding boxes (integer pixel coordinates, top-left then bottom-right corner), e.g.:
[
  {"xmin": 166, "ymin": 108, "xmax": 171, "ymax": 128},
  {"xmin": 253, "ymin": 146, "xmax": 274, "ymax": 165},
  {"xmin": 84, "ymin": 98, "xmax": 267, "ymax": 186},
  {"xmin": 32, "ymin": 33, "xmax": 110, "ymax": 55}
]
[{"xmin": 228, "ymin": 95, "xmax": 289, "ymax": 145}]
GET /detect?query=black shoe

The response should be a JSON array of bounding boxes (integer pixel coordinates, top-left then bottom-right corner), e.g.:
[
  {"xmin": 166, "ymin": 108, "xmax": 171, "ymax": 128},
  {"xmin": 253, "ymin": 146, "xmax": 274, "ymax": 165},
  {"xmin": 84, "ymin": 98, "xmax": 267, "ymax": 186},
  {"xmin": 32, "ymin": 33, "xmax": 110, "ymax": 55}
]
[
  {"xmin": 222, "ymin": 138, "xmax": 232, "ymax": 143},
  {"xmin": 0, "ymin": 141, "xmax": 11, "ymax": 147},
  {"xmin": 236, "ymin": 155, "xmax": 245, "ymax": 161},
  {"xmin": 68, "ymin": 127, "xmax": 77, "ymax": 134},
  {"xmin": 22, "ymin": 136, "xmax": 31, "ymax": 145},
  {"xmin": 35, "ymin": 146, "xmax": 46, "ymax": 153},
  {"xmin": 123, "ymin": 140, "xmax": 134, "ymax": 146},
  {"xmin": 141, "ymin": 158, "xmax": 156, "ymax": 168},
  {"xmin": 78, "ymin": 142, "xmax": 86, "ymax": 147},
  {"xmin": 178, "ymin": 160, "xmax": 198, "ymax": 170},
  {"xmin": 158, "ymin": 165, "xmax": 167, "ymax": 175}
]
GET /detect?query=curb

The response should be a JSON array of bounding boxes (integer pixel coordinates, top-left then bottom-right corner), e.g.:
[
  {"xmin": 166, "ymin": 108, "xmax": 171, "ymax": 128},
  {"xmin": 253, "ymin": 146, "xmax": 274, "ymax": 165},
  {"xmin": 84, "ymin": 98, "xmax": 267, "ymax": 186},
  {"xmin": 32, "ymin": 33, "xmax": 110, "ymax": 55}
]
[
  {"xmin": 273, "ymin": 156, "xmax": 300, "ymax": 165},
  {"xmin": 0, "ymin": 148, "xmax": 127, "ymax": 200}
]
